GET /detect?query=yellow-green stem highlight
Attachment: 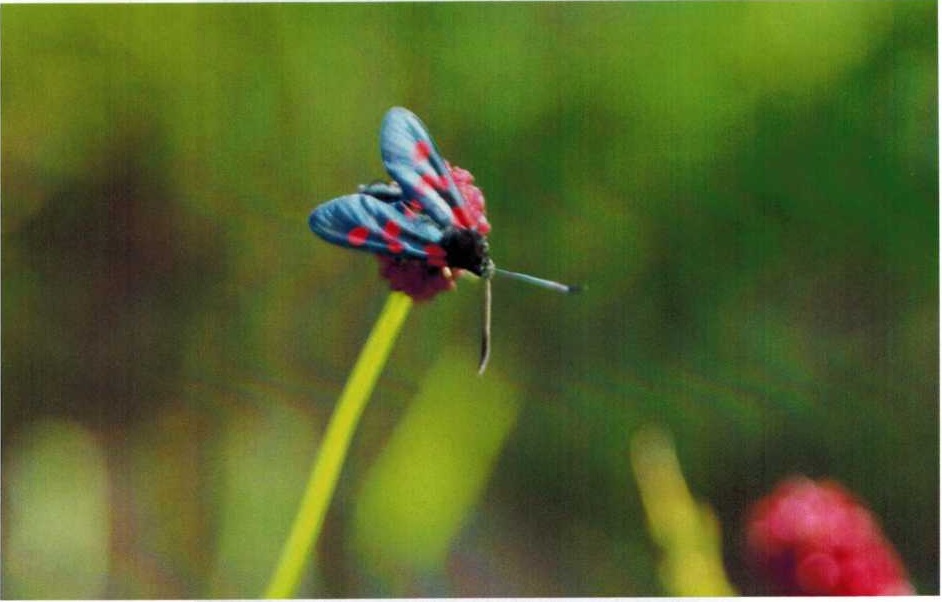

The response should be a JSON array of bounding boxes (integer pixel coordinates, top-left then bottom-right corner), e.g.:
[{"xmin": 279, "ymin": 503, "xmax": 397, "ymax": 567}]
[
  {"xmin": 629, "ymin": 426, "xmax": 736, "ymax": 596},
  {"xmin": 264, "ymin": 292, "xmax": 413, "ymax": 598}
]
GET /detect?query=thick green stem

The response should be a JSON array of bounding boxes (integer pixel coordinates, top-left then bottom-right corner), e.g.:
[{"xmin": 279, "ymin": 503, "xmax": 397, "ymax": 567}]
[{"xmin": 264, "ymin": 292, "xmax": 413, "ymax": 598}]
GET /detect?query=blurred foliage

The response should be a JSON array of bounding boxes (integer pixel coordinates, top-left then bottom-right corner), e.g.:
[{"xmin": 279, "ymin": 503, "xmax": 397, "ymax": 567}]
[
  {"xmin": 352, "ymin": 346, "xmax": 520, "ymax": 592},
  {"xmin": 630, "ymin": 427, "xmax": 735, "ymax": 596},
  {"xmin": 2, "ymin": 2, "xmax": 937, "ymax": 597}
]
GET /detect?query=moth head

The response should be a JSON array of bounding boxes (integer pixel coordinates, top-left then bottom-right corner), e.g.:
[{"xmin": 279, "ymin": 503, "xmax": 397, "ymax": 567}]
[{"xmin": 440, "ymin": 227, "xmax": 491, "ymax": 277}]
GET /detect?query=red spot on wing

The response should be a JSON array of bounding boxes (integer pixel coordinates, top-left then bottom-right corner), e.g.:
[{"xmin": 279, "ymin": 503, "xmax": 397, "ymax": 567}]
[
  {"xmin": 401, "ymin": 198, "xmax": 424, "ymax": 219},
  {"xmin": 421, "ymin": 173, "xmax": 449, "ymax": 191},
  {"xmin": 414, "ymin": 140, "xmax": 431, "ymax": 162},
  {"xmin": 424, "ymin": 244, "xmax": 447, "ymax": 266},
  {"xmin": 348, "ymin": 226, "xmax": 369, "ymax": 246},
  {"xmin": 414, "ymin": 178, "xmax": 434, "ymax": 199},
  {"xmin": 451, "ymin": 205, "xmax": 473, "ymax": 228},
  {"xmin": 382, "ymin": 220, "xmax": 404, "ymax": 254},
  {"xmin": 383, "ymin": 220, "xmax": 401, "ymax": 237}
]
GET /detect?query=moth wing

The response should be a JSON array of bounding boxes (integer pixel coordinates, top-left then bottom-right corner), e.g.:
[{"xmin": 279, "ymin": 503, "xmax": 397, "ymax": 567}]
[
  {"xmin": 357, "ymin": 181, "xmax": 402, "ymax": 203},
  {"xmin": 309, "ymin": 193, "xmax": 448, "ymax": 264},
  {"xmin": 380, "ymin": 107, "xmax": 480, "ymax": 230}
]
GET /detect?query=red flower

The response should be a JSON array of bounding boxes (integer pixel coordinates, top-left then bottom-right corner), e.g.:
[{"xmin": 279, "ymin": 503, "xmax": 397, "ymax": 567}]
[
  {"xmin": 449, "ymin": 164, "xmax": 490, "ymax": 235},
  {"xmin": 378, "ymin": 165, "xmax": 487, "ymax": 301},
  {"xmin": 744, "ymin": 476, "xmax": 913, "ymax": 595},
  {"xmin": 377, "ymin": 255, "xmax": 457, "ymax": 301}
]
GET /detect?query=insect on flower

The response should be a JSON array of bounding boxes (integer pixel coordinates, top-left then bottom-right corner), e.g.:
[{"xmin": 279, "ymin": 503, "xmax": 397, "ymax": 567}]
[{"xmin": 309, "ymin": 107, "xmax": 580, "ymax": 374}]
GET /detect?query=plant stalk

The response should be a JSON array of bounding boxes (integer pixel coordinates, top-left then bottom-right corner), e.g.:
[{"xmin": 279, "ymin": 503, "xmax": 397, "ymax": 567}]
[{"xmin": 264, "ymin": 292, "xmax": 413, "ymax": 598}]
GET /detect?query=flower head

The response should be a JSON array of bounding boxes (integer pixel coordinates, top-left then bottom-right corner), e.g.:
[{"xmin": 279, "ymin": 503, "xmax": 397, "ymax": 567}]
[
  {"xmin": 744, "ymin": 476, "xmax": 912, "ymax": 595},
  {"xmin": 377, "ymin": 256, "xmax": 457, "ymax": 301},
  {"xmin": 449, "ymin": 164, "xmax": 490, "ymax": 235},
  {"xmin": 378, "ymin": 164, "xmax": 487, "ymax": 302}
]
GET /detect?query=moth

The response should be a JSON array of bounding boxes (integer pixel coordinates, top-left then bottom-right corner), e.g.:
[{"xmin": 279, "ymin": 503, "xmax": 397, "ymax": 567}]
[{"xmin": 309, "ymin": 107, "xmax": 579, "ymax": 374}]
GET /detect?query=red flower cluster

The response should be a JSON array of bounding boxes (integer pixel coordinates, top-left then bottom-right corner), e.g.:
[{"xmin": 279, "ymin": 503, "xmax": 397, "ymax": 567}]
[
  {"xmin": 378, "ymin": 164, "xmax": 488, "ymax": 301},
  {"xmin": 450, "ymin": 165, "xmax": 490, "ymax": 235},
  {"xmin": 377, "ymin": 255, "xmax": 456, "ymax": 301},
  {"xmin": 744, "ymin": 477, "xmax": 913, "ymax": 595}
]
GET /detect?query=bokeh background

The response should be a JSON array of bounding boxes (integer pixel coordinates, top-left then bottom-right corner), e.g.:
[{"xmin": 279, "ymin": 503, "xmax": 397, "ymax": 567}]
[{"xmin": 2, "ymin": 2, "xmax": 937, "ymax": 597}]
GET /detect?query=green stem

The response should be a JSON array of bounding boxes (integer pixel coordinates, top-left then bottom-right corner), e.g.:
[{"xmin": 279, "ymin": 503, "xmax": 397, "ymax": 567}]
[{"xmin": 264, "ymin": 292, "xmax": 413, "ymax": 598}]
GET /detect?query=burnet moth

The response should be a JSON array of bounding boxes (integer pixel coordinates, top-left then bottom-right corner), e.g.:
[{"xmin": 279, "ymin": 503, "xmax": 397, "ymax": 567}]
[{"xmin": 309, "ymin": 107, "xmax": 579, "ymax": 374}]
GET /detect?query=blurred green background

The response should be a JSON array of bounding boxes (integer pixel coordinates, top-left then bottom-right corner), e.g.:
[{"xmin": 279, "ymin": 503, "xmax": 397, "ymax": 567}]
[{"xmin": 2, "ymin": 2, "xmax": 937, "ymax": 597}]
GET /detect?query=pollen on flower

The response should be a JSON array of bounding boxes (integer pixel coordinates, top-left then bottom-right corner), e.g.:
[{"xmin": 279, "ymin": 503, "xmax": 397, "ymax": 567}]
[{"xmin": 744, "ymin": 476, "xmax": 913, "ymax": 596}]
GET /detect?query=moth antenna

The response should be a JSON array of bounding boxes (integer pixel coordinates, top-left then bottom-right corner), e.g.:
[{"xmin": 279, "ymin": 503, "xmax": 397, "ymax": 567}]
[
  {"xmin": 477, "ymin": 277, "xmax": 492, "ymax": 375},
  {"xmin": 493, "ymin": 267, "xmax": 581, "ymax": 294}
]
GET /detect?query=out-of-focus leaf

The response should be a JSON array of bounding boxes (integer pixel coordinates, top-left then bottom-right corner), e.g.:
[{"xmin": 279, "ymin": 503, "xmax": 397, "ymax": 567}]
[{"xmin": 351, "ymin": 347, "xmax": 520, "ymax": 590}]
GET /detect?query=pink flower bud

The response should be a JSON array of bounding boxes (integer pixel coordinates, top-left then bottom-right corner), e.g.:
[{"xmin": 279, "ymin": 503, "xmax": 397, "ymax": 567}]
[{"xmin": 744, "ymin": 477, "xmax": 912, "ymax": 595}]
